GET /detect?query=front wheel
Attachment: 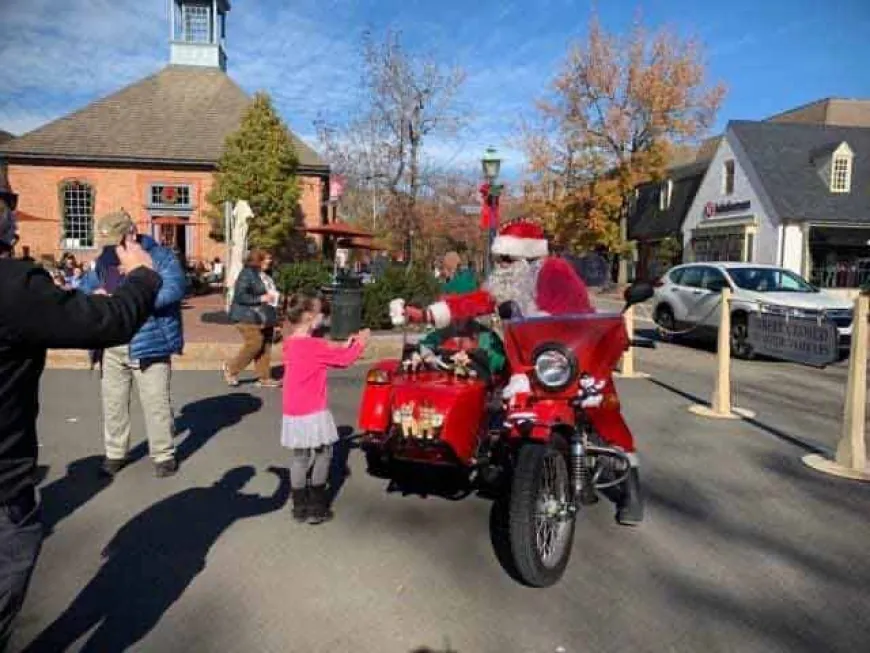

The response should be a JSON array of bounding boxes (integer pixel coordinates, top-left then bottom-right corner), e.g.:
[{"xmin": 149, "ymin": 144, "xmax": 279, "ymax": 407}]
[
  {"xmin": 730, "ymin": 314, "xmax": 756, "ymax": 360},
  {"xmin": 507, "ymin": 443, "xmax": 576, "ymax": 587}
]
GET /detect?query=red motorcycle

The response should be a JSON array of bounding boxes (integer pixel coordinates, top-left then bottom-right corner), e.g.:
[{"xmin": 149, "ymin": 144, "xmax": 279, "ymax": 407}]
[{"xmin": 357, "ymin": 283, "xmax": 655, "ymax": 587}]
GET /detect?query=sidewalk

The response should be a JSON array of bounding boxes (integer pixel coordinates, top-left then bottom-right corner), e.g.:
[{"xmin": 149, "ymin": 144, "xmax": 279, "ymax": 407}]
[{"xmin": 46, "ymin": 294, "xmax": 407, "ymax": 370}]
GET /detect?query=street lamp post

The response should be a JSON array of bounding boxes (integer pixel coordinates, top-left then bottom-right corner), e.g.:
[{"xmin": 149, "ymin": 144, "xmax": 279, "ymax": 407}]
[{"xmin": 480, "ymin": 146, "xmax": 503, "ymax": 278}]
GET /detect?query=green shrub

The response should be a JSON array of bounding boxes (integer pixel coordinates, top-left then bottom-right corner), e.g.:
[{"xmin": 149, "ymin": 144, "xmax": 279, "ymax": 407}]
[
  {"xmin": 274, "ymin": 261, "xmax": 332, "ymax": 297},
  {"xmin": 362, "ymin": 263, "xmax": 441, "ymax": 329}
]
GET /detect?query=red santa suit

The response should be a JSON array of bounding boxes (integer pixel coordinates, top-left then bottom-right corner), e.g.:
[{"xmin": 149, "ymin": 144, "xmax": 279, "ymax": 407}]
[{"xmin": 426, "ymin": 221, "xmax": 594, "ymax": 328}]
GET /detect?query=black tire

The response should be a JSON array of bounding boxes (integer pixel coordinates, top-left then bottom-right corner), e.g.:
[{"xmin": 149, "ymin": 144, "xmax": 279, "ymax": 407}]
[
  {"xmin": 730, "ymin": 313, "xmax": 756, "ymax": 360},
  {"xmin": 364, "ymin": 449, "xmax": 392, "ymax": 479},
  {"xmin": 507, "ymin": 443, "xmax": 576, "ymax": 587},
  {"xmin": 654, "ymin": 304, "xmax": 677, "ymax": 340}
]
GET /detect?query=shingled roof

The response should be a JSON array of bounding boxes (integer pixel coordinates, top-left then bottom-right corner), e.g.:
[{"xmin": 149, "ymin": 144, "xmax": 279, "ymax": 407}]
[
  {"xmin": 627, "ymin": 161, "xmax": 707, "ymax": 241},
  {"xmin": 0, "ymin": 65, "xmax": 326, "ymax": 171},
  {"xmin": 730, "ymin": 120, "xmax": 870, "ymax": 224}
]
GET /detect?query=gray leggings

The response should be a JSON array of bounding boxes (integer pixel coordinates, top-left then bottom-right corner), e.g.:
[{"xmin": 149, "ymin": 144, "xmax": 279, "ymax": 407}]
[{"xmin": 289, "ymin": 445, "xmax": 333, "ymax": 489}]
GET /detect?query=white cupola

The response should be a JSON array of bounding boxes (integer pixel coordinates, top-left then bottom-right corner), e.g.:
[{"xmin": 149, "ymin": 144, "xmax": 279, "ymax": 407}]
[{"xmin": 170, "ymin": 0, "xmax": 230, "ymax": 71}]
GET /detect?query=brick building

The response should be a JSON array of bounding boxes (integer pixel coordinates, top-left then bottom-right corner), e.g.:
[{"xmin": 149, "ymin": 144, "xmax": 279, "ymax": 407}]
[{"xmin": 0, "ymin": 0, "xmax": 329, "ymax": 265}]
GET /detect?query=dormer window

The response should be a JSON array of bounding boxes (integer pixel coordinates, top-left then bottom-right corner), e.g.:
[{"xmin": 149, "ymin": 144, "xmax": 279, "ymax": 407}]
[
  {"xmin": 831, "ymin": 154, "xmax": 852, "ymax": 193},
  {"xmin": 659, "ymin": 179, "xmax": 673, "ymax": 211}
]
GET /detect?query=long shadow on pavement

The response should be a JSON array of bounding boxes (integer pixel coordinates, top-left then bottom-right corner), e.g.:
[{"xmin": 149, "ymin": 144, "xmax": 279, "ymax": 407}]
[
  {"xmin": 21, "ymin": 466, "xmax": 290, "ymax": 653},
  {"xmin": 40, "ymin": 392, "xmax": 263, "ymax": 537},
  {"xmin": 648, "ymin": 377, "xmax": 829, "ymax": 455}
]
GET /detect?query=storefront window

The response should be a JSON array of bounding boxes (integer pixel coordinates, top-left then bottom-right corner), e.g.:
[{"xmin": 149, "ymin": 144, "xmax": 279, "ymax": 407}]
[
  {"xmin": 691, "ymin": 232, "xmax": 745, "ymax": 263},
  {"xmin": 809, "ymin": 226, "xmax": 870, "ymax": 288}
]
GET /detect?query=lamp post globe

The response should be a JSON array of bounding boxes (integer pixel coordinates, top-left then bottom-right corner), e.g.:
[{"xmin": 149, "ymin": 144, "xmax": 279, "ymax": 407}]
[{"xmin": 481, "ymin": 146, "xmax": 502, "ymax": 184}]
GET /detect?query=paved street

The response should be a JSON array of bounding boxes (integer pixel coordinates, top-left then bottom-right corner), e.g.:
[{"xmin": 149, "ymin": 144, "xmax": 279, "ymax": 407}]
[{"xmin": 11, "ymin": 352, "xmax": 870, "ymax": 652}]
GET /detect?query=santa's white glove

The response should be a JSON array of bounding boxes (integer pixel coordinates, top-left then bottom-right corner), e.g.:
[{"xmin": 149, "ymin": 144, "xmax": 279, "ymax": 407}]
[
  {"xmin": 389, "ymin": 298, "xmax": 406, "ymax": 326},
  {"xmin": 502, "ymin": 373, "xmax": 531, "ymax": 401}
]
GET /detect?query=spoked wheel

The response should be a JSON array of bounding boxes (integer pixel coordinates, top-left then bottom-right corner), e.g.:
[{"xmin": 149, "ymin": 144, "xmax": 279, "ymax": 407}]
[{"xmin": 507, "ymin": 443, "xmax": 576, "ymax": 587}]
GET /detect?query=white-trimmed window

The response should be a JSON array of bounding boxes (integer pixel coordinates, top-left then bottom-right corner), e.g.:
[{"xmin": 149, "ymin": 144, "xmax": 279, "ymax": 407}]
[
  {"xmin": 149, "ymin": 184, "xmax": 192, "ymax": 208},
  {"xmin": 659, "ymin": 179, "xmax": 673, "ymax": 211},
  {"xmin": 831, "ymin": 155, "xmax": 852, "ymax": 193},
  {"xmin": 722, "ymin": 160, "xmax": 735, "ymax": 195},
  {"xmin": 60, "ymin": 181, "xmax": 95, "ymax": 249},
  {"xmin": 182, "ymin": 3, "xmax": 212, "ymax": 43}
]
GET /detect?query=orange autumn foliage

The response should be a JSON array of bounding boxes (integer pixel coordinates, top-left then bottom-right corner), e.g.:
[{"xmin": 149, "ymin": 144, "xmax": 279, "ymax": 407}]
[{"xmin": 521, "ymin": 15, "xmax": 725, "ymax": 252}]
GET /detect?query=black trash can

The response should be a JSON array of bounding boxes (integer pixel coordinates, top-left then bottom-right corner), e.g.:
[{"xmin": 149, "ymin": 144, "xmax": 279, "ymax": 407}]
[{"xmin": 323, "ymin": 277, "xmax": 363, "ymax": 340}]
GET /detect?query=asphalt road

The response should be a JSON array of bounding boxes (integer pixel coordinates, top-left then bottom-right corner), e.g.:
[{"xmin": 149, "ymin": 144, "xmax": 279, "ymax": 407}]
[{"xmin": 11, "ymin": 357, "xmax": 870, "ymax": 652}]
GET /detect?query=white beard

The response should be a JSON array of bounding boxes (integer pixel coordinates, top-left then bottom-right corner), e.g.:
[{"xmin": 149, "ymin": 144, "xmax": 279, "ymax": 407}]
[{"xmin": 485, "ymin": 259, "xmax": 542, "ymax": 318}]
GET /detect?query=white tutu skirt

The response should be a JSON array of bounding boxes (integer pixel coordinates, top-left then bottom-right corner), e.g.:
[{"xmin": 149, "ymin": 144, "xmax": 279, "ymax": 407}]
[{"xmin": 281, "ymin": 410, "xmax": 339, "ymax": 450}]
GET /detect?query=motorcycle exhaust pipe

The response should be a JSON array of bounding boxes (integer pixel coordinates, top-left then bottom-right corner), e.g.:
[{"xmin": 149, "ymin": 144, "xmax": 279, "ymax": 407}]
[{"xmin": 570, "ymin": 433, "xmax": 599, "ymax": 506}]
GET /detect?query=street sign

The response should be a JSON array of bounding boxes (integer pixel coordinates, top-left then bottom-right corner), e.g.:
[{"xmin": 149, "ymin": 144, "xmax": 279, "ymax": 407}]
[{"xmin": 747, "ymin": 312, "xmax": 839, "ymax": 367}]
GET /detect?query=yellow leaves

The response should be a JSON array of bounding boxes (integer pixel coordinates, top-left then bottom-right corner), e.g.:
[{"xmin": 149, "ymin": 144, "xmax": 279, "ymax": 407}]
[{"xmin": 520, "ymin": 12, "xmax": 724, "ymax": 251}]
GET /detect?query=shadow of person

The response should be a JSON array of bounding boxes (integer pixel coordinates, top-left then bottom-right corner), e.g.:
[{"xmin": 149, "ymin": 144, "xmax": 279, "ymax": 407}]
[
  {"xmin": 22, "ymin": 466, "xmax": 290, "ymax": 653},
  {"xmin": 327, "ymin": 426, "xmax": 356, "ymax": 506},
  {"xmin": 174, "ymin": 392, "xmax": 263, "ymax": 463},
  {"xmin": 38, "ymin": 393, "xmax": 263, "ymax": 538}
]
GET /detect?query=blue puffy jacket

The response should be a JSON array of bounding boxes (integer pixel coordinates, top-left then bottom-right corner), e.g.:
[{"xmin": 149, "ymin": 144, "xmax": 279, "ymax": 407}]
[{"xmin": 81, "ymin": 236, "xmax": 185, "ymax": 361}]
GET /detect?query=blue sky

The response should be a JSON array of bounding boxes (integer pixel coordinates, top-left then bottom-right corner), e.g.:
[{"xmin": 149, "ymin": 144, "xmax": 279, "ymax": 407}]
[{"xmin": 1, "ymin": 0, "xmax": 869, "ymax": 177}]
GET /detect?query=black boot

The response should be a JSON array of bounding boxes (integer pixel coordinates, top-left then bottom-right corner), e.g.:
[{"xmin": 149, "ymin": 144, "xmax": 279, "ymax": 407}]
[
  {"xmin": 291, "ymin": 488, "xmax": 309, "ymax": 523},
  {"xmin": 307, "ymin": 485, "xmax": 334, "ymax": 525},
  {"xmin": 616, "ymin": 467, "xmax": 644, "ymax": 526}
]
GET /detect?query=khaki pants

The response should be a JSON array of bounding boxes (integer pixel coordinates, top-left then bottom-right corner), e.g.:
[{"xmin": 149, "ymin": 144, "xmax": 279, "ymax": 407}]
[
  {"xmin": 101, "ymin": 346, "xmax": 176, "ymax": 463},
  {"xmin": 227, "ymin": 325, "xmax": 273, "ymax": 381}
]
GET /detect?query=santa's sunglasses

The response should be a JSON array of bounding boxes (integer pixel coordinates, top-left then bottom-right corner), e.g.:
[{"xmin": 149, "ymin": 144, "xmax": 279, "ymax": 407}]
[{"xmin": 0, "ymin": 191, "xmax": 18, "ymax": 211}]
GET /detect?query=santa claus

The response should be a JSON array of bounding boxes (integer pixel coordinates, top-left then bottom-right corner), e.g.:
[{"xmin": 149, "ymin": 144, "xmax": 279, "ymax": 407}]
[
  {"xmin": 391, "ymin": 219, "xmax": 645, "ymax": 526},
  {"xmin": 392, "ymin": 220, "xmax": 594, "ymax": 327}
]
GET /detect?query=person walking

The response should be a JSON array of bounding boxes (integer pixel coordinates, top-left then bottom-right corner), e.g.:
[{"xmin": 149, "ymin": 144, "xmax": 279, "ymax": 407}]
[
  {"xmin": 0, "ymin": 171, "xmax": 162, "ymax": 650},
  {"xmin": 224, "ymin": 250, "xmax": 281, "ymax": 388},
  {"xmin": 281, "ymin": 294, "xmax": 369, "ymax": 524},
  {"xmin": 80, "ymin": 210, "xmax": 186, "ymax": 479}
]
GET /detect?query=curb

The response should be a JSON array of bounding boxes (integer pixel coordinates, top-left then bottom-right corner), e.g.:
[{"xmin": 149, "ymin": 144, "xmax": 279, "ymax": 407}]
[{"xmin": 45, "ymin": 336, "xmax": 408, "ymax": 371}]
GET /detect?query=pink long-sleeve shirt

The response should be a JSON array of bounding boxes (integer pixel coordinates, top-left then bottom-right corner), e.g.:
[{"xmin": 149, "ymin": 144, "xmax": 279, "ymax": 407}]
[{"xmin": 282, "ymin": 336, "xmax": 364, "ymax": 417}]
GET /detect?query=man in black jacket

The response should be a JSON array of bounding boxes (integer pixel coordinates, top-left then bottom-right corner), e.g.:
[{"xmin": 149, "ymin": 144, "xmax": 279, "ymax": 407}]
[{"xmin": 0, "ymin": 172, "xmax": 162, "ymax": 650}]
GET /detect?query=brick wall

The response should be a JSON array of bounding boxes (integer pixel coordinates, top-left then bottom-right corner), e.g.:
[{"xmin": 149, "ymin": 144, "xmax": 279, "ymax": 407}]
[{"xmin": 8, "ymin": 163, "xmax": 325, "ymax": 264}]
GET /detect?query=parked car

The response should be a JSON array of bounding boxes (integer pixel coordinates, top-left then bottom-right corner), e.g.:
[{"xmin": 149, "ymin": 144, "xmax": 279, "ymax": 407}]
[{"xmin": 651, "ymin": 262, "xmax": 854, "ymax": 359}]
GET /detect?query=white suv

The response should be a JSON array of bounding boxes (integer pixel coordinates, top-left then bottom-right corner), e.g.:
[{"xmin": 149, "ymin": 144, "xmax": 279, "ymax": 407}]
[{"xmin": 651, "ymin": 262, "xmax": 854, "ymax": 359}]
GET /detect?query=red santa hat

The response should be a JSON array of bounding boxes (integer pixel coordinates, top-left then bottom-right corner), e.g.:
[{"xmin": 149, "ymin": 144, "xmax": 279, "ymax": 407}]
[{"xmin": 491, "ymin": 219, "xmax": 548, "ymax": 260}]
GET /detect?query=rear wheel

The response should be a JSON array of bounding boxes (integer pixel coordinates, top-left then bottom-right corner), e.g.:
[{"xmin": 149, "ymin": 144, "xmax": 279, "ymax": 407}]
[
  {"xmin": 730, "ymin": 313, "xmax": 756, "ymax": 360},
  {"xmin": 654, "ymin": 304, "xmax": 677, "ymax": 341},
  {"xmin": 507, "ymin": 443, "xmax": 576, "ymax": 587}
]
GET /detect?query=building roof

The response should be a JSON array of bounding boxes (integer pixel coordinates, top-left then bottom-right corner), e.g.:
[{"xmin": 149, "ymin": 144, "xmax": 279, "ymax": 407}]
[
  {"xmin": 0, "ymin": 65, "xmax": 326, "ymax": 171},
  {"xmin": 627, "ymin": 161, "xmax": 707, "ymax": 241},
  {"xmin": 766, "ymin": 98, "xmax": 870, "ymax": 128},
  {"xmin": 729, "ymin": 120, "xmax": 870, "ymax": 224}
]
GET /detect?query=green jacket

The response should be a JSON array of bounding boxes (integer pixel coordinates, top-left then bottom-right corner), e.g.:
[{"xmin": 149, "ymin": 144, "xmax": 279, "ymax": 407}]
[
  {"xmin": 442, "ymin": 268, "xmax": 478, "ymax": 295},
  {"xmin": 419, "ymin": 320, "xmax": 506, "ymax": 375}
]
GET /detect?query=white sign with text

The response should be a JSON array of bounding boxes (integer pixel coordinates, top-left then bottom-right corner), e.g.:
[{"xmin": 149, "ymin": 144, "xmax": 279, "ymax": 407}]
[{"xmin": 747, "ymin": 313, "xmax": 839, "ymax": 367}]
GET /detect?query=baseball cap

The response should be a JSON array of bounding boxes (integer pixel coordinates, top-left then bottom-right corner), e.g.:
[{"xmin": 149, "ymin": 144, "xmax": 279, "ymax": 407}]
[{"xmin": 94, "ymin": 210, "xmax": 135, "ymax": 247}]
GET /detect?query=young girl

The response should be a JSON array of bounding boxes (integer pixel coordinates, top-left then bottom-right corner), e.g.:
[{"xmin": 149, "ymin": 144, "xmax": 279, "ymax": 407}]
[{"xmin": 282, "ymin": 293, "xmax": 370, "ymax": 524}]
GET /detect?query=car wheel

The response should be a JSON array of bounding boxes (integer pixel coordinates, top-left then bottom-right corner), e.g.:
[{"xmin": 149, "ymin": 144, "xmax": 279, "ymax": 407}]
[
  {"xmin": 730, "ymin": 314, "xmax": 755, "ymax": 360},
  {"xmin": 654, "ymin": 304, "xmax": 677, "ymax": 340}
]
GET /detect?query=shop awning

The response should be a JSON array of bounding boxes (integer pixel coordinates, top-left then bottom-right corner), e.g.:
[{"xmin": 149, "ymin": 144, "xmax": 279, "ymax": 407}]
[{"xmin": 152, "ymin": 216, "xmax": 190, "ymax": 226}]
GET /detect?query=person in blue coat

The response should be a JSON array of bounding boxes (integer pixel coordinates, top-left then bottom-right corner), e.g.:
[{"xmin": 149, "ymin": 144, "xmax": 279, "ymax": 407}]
[{"xmin": 80, "ymin": 210, "xmax": 186, "ymax": 478}]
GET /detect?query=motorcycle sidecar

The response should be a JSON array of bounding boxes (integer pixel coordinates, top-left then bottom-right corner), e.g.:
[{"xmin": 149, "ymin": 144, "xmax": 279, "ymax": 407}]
[{"xmin": 358, "ymin": 357, "xmax": 492, "ymax": 497}]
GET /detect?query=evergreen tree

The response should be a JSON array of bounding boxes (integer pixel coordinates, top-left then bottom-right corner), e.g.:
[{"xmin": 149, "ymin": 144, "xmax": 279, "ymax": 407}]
[{"xmin": 207, "ymin": 92, "xmax": 304, "ymax": 254}]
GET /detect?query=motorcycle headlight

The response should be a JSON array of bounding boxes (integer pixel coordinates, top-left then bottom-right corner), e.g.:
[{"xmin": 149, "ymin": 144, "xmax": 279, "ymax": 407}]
[{"xmin": 533, "ymin": 348, "xmax": 575, "ymax": 390}]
